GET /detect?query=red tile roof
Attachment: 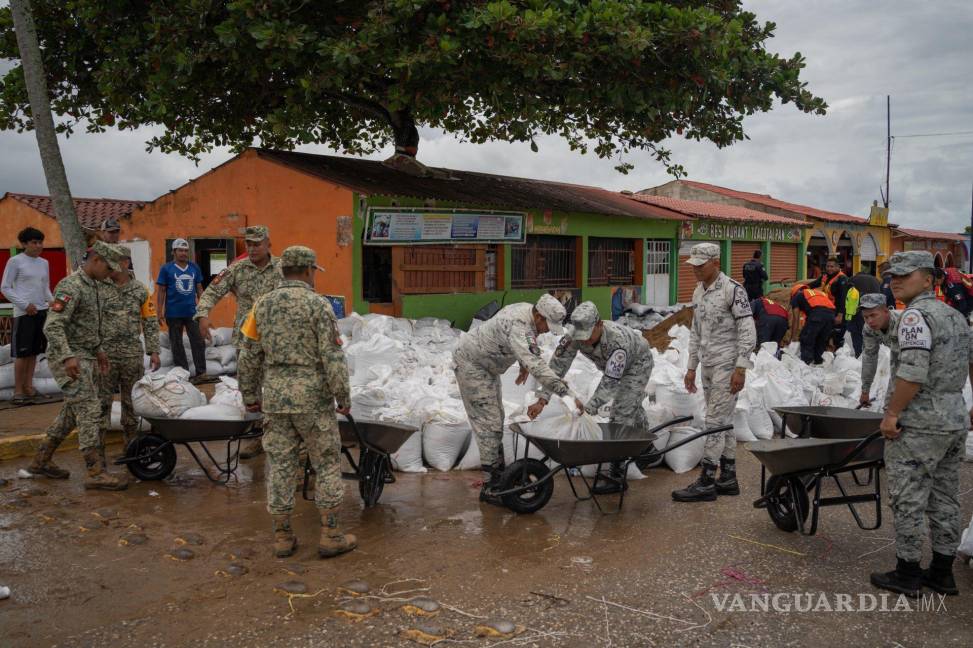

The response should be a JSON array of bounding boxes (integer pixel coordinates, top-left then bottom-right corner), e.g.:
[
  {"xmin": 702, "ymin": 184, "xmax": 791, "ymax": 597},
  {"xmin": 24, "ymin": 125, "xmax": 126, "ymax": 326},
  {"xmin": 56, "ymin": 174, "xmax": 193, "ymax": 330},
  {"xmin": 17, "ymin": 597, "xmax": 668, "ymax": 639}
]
[
  {"xmin": 255, "ymin": 149, "xmax": 688, "ymax": 222},
  {"xmin": 627, "ymin": 193, "xmax": 807, "ymax": 226},
  {"xmin": 679, "ymin": 180, "xmax": 867, "ymax": 225},
  {"xmin": 896, "ymin": 227, "xmax": 968, "ymax": 242},
  {"xmin": 3, "ymin": 192, "xmax": 145, "ymax": 229}
]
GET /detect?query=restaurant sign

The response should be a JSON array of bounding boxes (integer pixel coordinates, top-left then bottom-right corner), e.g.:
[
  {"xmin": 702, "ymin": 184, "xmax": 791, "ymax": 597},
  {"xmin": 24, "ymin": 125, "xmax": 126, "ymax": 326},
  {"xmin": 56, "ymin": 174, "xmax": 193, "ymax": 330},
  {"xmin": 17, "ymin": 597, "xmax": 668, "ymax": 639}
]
[
  {"xmin": 365, "ymin": 207, "xmax": 526, "ymax": 245},
  {"xmin": 681, "ymin": 220, "xmax": 803, "ymax": 243}
]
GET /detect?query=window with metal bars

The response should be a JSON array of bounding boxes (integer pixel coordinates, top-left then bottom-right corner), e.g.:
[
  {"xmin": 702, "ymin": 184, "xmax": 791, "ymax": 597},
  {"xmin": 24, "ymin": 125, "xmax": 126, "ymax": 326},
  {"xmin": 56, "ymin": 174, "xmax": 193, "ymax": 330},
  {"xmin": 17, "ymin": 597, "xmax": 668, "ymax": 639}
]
[
  {"xmin": 587, "ymin": 237, "xmax": 636, "ymax": 286},
  {"xmin": 511, "ymin": 235, "xmax": 578, "ymax": 289}
]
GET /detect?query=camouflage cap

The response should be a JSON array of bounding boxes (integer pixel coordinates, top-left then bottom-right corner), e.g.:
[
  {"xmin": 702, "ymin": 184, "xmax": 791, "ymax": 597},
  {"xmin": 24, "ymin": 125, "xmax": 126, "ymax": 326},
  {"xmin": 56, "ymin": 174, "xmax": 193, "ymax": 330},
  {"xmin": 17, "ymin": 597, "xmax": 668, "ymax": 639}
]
[
  {"xmin": 116, "ymin": 244, "xmax": 133, "ymax": 259},
  {"xmin": 91, "ymin": 240, "xmax": 124, "ymax": 272},
  {"xmin": 280, "ymin": 245, "xmax": 324, "ymax": 271},
  {"xmin": 686, "ymin": 242, "xmax": 720, "ymax": 266},
  {"xmin": 244, "ymin": 225, "xmax": 269, "ymax": 242},
  {"xmin": 99, "ymin": 217, "xmax": 121, "ymax": 232},
  {"xmin": 566, "ymin": 301, "xmax": 600, "ymax": 340},
  {"xmin": 887, "ymin": 250, "xmax": 935, "ymax": 276},
  {"xmin": 535, "ymin": 294, "xmax": 566, "ymax": 335},
  {"xmin": 859, "ymin": 293, "xmax": 888, "ymax": 310}
]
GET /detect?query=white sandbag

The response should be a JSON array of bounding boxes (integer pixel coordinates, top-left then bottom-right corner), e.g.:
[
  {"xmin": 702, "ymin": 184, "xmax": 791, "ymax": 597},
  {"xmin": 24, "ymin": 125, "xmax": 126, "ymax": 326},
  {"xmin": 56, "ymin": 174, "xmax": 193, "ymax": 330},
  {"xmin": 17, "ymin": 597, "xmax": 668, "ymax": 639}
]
[
  {"xmin": 958, "ymin": 514, "xmax": 973, "ymax": 556},
  {"xmin": 347, "ymin": 334, "xmax": 404, "ymax": 386},
  {"xmin": 390, "ymin": 432, "xmax": 426, "ymax": 473},
  {"xmin": 180, "ymin": 403, "xmax": 244, "ymax": 420},
  {"xmin": 205, "ymin": 360, "xmax": 226, "ymax": 376},
  {"xmin": 132, "ymin": 367, "xmax": 206, "ymax": 417},
  {"xmin": 734, "ymin": 408, "xmax": 757, "ymax": 443},
  {"xmin": 352, "ymin": 314, "xmax": 414, "ymax": 343},
  {"xmin": 33, "ymin": 358, "xmax": 53, "ymax": 380},
  {"xmin": 352, "ymin": 385, "xmax": 389, "ymax": 421},
  {"xmin": 0, "ymin": 364, "xmax": 13, "ymax": 389},
  {"xmin": 205, "ymin": 344, "xmax": 237, "ymax": 365},
  {"xmin": 964, "ymin": 431, "xmax": 973, "ymax": 463},
  {"xmin": 810, "ymin": 391, "xmax": 858, "ymax": 409},
  {"xmin": 210, "ymin": 376, "xmax": 245, "ymax": 412},
  {"xmin": 457, "ymin": 437, "xmax": 482, "ymax": 470},
  {"xmin": 0, "ymin": 387, "xmax": 14, "ymax": 401},
  {"xmin": 159, "ymin": 331, "xmax": 170, "ymax": 349},
  {"xmin": 664, "ymin": 426, "xmax": 705, "ymax": 473},
  {"xmin": 641, "ymin": 399, "xmax": 673, "ymax": 468},
  {"xmin": 32, "ymin": 377, "xmax": 61, "ymax": 395},
  {"xmin": 337, "ymin": 313, "xmax": 363, "ymax": 340},
  {"xmin": 500, "ymin": 363, "xmax": 537, "ymax": 406},
  {"xmin": 109, "ymin": 401, "xmax": 150, "ymax": 431},
  {"xmin": 422, "ymin": 418, "xmax": 472, "ymax": 472},
  {"xmin": 158, "ymin": 348, "xmax": 175, "ymax": 368},
  {"xmin": 209, "ymin": 327, "xmax": 235, "ymax": 347},
  {"xmin": 0, "ymin": 344, "xmax": 11, "ymax": 365},
  {"xmin": 655, "ymin": 384, "xmax": 700, "ymax": 418}
]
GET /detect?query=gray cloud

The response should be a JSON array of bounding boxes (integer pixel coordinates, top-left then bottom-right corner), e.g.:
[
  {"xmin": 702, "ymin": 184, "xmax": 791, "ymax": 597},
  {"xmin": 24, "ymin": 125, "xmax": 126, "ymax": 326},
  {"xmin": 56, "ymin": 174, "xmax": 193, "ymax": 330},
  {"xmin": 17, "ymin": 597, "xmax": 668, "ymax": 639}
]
[{"xmin": 1, "ymin": 0, "xmax": 971, "ymax": 231}]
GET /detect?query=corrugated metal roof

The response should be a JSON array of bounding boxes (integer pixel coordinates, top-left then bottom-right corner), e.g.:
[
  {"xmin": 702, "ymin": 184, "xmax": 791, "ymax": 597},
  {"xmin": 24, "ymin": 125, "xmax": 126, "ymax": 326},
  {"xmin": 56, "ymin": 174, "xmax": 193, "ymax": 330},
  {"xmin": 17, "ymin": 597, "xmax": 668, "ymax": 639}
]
[
  {"xmin": 896, "ymin": 227, "xmax": 968, "ymax": 242},
  {"xmin": 679, "ymin": 180, "xmax": 867, "ymax": 225},
  {"xmin": 3, "ymin": 193, "xmax": 145, "ymax": 229},
  {"xmin": 628, "ymin": 194, "xmax": 808, "ymax": 226},
  {"xmin": 255, "ymin": 149, "xmax": 688, "ymax": 221}
]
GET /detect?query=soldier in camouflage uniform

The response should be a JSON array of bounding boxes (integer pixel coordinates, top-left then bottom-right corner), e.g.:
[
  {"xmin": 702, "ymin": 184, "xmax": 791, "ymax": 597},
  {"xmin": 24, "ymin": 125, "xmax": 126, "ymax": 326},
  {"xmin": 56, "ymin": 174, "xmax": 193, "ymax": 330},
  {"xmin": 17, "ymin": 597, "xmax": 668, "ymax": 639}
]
[
  {"xmin": 672, "ymin": 243, "xmax": 756, "ymax": 503},
  {"xmin": 99, "ymin": 245, "xmax": 161, "ymax": 449},
  {"xmin": 454, "ymin": 294, "xmax": 574, "ymax": 505},
  {"xmin": 196, "ymin": 225, "xmax": 283, "ymax": 458},
  {"xmin": 238, "ymin": 245, "xmax": 354, "ymax": 559},
  {"xmin": 870, "ymin": 251, "xmax": 971, "ymax": 598},
  {"xmin": 528, "ymin": 301, "xmax": 653, "ymax": 494},
  {"xmin": 858, "ymin": 293, "xmax": 901, "ymax": 407},
  {"xmin": 26, "ymin": 241, "xmax": 129, "ymax": 490}
]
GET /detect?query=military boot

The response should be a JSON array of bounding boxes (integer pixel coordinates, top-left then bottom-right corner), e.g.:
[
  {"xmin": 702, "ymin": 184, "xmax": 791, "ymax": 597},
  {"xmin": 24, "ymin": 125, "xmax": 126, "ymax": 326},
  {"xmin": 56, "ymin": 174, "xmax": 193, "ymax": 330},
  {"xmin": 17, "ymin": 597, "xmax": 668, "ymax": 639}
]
[
  {"xmin": 272, "ymin": 514, "xmax": 298, "ymax": 558},
  {"xmin": 715, "ymin": 457, "xmax": 740, "ymax": 496},
  {"xmin": 26, "ymin": 437, "xmax": 70, "ymax": 479},
  {"xmin": 83, "ymin": 448, "xmax": 129, "ymax": 491},
  {"xmin": 922, "ymin": 552, "xmax": 959, "ymax": 596},
  {"xmin": 671, "ymin": 462, "xmax": 717, "ymax": 502},
  {"xmin": 479, "ymin": 461, "xmax": 504, "ymax": 506},
  {"xmin": 318, "ymin": 508, "xmax": 357, "ymax": 558},
  {"xmin": 591, "ymin": 462, "xmax": 628, "ymax": 495},
  {"xmin": 870, "ymin": 557, "xmax": 922, "ymax": 598},
  {"xmin": 240, "ymin": 436, "xmax": 264, "ymax": 459}
]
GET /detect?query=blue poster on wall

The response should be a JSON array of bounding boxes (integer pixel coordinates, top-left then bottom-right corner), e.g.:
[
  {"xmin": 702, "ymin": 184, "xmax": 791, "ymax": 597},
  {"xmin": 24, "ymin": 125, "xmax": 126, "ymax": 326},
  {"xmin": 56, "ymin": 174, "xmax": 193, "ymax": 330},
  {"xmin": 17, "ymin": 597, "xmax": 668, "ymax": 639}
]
[{"xmin": 325, "ymin": 295, "xmax": 346, "ymax": 319}]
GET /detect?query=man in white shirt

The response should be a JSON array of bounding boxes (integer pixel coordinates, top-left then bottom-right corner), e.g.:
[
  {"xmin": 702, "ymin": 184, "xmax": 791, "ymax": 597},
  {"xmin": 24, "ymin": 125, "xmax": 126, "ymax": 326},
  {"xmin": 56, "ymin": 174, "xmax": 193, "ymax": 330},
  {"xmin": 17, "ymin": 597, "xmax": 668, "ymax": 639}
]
[{"xmin": 1, "ymin": 227, "xmax": 53, "ymax": 405}]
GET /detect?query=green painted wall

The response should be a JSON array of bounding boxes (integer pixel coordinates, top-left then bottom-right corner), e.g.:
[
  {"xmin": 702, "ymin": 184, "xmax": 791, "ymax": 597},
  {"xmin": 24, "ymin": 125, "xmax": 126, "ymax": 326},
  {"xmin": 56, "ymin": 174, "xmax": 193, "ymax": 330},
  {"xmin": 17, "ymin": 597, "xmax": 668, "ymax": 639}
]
[
  {"xmin": 352, "ymin": 193, "xmax": 368, "ymax": 315},
  {"xmin": 400, "ymin": 290, "xmax": 546, "ymax": 330}
]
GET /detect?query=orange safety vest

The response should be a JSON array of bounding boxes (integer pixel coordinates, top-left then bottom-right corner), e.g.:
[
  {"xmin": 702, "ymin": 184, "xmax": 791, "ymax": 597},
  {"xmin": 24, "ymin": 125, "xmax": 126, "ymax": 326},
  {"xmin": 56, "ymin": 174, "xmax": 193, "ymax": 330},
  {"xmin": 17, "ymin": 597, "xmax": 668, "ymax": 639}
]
[
  {"xmin": 935, "ymin": 285, "xmax": 948, "ymax": 303},
  {"xmin": 802, "ymin": 288, "xmax": 835, "ymax": 310},
  {"xmin": 822, "ymin": 271, "xmax": 847, "ymax": 299},
  {"xmin": 761, "ymin": 297, "xmax": 790, "ymax": 319}
]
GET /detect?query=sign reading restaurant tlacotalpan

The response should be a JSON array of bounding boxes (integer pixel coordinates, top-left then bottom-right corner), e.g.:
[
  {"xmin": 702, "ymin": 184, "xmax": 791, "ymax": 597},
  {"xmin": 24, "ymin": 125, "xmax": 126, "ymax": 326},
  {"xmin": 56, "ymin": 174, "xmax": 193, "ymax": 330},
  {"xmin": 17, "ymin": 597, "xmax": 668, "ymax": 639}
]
[
  {"xmin": 682, "ymin": 220, "xmax": 804, "ymax": 242},
  {"xmin": 365, "ymin": 207, "xmax": 527, "ymax": 245}
]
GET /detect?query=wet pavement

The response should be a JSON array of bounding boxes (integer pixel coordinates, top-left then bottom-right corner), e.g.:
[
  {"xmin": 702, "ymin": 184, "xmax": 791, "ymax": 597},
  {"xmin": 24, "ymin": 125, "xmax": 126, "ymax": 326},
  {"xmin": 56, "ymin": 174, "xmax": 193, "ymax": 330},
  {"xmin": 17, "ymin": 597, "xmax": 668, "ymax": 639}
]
[{"xmin": 1, "ymin": 446, "xmax": 971, "ymax": 647}]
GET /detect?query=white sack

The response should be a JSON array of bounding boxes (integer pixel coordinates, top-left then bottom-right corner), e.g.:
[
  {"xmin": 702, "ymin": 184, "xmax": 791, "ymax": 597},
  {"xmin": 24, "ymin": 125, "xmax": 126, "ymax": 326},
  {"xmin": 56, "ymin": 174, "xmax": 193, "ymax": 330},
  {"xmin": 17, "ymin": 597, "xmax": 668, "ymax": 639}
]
[
  {"xmin": 390, "ymin": 432, "xmax": 426, "ymax": 473},
  {"xmin": 337, "ymin": 314, "xmax": 363, "ymax": 340},
  {"xmin": 109, "ymin": 401, "xmax": 150, "ymax": 431},
  {"xmin": 33, "ymin": 358, "xmax": 53, "ymax": 380},
  {"xmin": 959, "ymin": 514, "xmax": 973, "ymax": 556},
  {"xmin": 0, "ymin": 364, "xmax": 13, "ymax": 389},
  {"xmin": 664, "ymin": 426, "xmax": 705, "ymax": 473},
  {"xmin": 0, "ymin": 387, "xmax": 14, "ymax": 401},
  {"xmin": 209, "ymin": 327, "xmax": 235, "ymax": 347},
  {"xmin": 205, "ymin": 345, "xmax": 237, "ymax": 365},
  {"xmin": 132, "ymin": 367, "xmax": 206, "ymax": 417},
  {"xmin": 423, "ymin": 420, "xmax": 472, "ymax": 472},
  {"xmin": 734, "ymin": 408, "xmax": 757, "ymax": 443},
  {"xmin": 180, "ymin": 403, "xmax": 244, "ymax": 420},
  {"xmin": 32, "ymin": 378, "xmax": 61, "ymax": 396},
  {"xmin": 457, "ymin": 438, "xmax": 482, "ymax": 470},
  {"xmin": 210, "ymin": 376, "xmax": 245, "ymax": 412},
  {"xmin": 0, "ymin": 344, "xmax": 11, "ymax": 365}
]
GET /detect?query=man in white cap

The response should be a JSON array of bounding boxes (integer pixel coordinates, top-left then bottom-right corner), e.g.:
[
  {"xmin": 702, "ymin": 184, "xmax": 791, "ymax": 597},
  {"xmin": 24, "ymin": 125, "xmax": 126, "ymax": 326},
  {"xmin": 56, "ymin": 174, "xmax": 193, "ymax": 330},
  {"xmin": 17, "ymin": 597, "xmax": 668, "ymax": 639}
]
[
  {"xmin": 672, "ymin": 243, "xmax": 756, "ymax": 503},
  {"xmin": 528, "ymin": 301, "xmax": 654, "ymax": 494},
  {"xmin": 155, "ymin": 238, "xmax": 207, "ymax": 382},
  {"xmin": 454, "ymin": 294, "xmax": 576, "ymax": 505}
]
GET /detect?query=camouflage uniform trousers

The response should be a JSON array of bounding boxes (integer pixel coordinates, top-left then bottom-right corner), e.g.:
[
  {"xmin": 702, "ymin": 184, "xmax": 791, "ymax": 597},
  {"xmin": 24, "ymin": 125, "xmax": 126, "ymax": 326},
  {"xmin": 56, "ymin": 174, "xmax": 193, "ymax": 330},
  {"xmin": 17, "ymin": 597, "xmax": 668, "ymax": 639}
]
[
  {"xmin": 98, "ymin": 355, "xmax": 145, "ymax": 443},
  {"xmin": 454, "ymin": 358, "xmax": 504, "ymax": 467},
  {"xmin": 885, "ymin": 428, "xmax": 965, "ymax": 562},
  {"xmin": 700, "ymin": 362, "xmax": 738, "ymax": 465},
  {"xmin": 46, "ymin": 358, "xmax": 102, "ymax": 451},
  {"xmin": 606, "ymin": 353, "xmax": 651, "ymax": 433},
  {"xmin": 263, "ymin": 411, "xmax": 343, "ymax": 515}
]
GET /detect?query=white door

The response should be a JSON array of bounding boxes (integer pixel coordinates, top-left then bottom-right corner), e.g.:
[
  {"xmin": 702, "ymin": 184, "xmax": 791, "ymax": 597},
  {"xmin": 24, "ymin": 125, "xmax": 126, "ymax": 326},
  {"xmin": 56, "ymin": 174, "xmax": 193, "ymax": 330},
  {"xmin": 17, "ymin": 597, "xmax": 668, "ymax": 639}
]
[
  {"xmin": 860, "ymin": 235, "xmax": 877, "ymax": 262},
  {"xmin": 124, "ymin": 239, "xmax": 152, "ymax": 290},
  {"xmin": 645, "ymin": 240, "xmax": 671, "ymax": 305}
]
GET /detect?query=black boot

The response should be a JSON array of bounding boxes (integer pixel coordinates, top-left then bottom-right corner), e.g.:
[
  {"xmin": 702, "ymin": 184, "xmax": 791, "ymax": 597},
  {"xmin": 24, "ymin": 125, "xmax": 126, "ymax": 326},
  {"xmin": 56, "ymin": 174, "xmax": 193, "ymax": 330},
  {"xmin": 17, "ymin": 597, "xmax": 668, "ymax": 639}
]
[
  {"xmin": 591, "ymin": 462, "xmax": 628, "ymax": 495},
  {"xmin": 479, "ymin": 461, "xmax": 504, "ymax": 506},
  {"xmin": 715, "ymin": 457, "xmax": 740, "ymax": 496},
  {"xmin": 672, "ymin": 462, "xmax": 717, "ymax": 502},
  {"xmin": 870, "ymin": 557, "xmax": 922, "ymax": 598},
  {"xmin": 922, "ymin": 552, "xmax": 958, "ymax": 596}
]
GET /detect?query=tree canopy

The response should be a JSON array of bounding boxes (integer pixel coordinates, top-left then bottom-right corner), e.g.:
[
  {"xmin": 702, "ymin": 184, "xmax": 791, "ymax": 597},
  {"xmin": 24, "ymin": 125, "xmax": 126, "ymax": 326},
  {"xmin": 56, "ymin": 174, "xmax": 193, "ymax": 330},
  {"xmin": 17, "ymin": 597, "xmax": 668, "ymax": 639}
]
[{"xmin": 0, "ymin": 0, "xmax": 826, "ymax": 174}]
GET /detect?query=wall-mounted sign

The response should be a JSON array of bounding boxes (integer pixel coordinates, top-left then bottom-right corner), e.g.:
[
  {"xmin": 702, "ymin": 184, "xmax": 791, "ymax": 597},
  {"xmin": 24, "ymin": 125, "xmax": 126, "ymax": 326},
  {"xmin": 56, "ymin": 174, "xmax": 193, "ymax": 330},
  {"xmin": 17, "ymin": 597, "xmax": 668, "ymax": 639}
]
[
  {"xmin": 681, "ymin": 220, "xmax": 803, "ymax": 243},
  {"xmin": 364, "ymin": 207, "xmax": 526, "ymax": 245},
  {"xmin": 526, "ymin": 211, "xmax": 568, "ymax": 235}
]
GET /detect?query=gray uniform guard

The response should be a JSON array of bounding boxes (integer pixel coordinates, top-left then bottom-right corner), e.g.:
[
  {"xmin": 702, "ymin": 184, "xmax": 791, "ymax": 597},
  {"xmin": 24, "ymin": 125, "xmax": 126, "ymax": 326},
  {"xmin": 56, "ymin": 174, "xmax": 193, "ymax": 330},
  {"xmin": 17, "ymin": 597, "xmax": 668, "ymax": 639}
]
[
  {"xmin": 454, "ymin": 295, "xmax": 572, "ymax": 504},
  {"xmin": 672, "ymin": 243, "xmax": 756, "ymax": 503}
]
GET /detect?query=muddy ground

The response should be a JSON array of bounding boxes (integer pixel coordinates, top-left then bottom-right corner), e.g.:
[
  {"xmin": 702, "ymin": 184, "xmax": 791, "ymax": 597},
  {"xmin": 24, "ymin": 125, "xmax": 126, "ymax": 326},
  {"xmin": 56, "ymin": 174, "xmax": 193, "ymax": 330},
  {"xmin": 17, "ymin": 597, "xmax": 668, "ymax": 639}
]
[{"xmin": 1, "ymin": 443, "xmax": 971, "ymax": 648}]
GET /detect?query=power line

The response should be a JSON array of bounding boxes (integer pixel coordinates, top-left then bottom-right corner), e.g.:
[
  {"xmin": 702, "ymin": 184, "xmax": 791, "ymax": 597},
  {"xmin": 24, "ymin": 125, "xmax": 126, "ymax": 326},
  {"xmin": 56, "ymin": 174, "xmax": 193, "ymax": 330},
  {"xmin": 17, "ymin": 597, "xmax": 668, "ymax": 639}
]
[{"xmin": 892, "ymin": 129, "xmax": 973, "ymax": 139}]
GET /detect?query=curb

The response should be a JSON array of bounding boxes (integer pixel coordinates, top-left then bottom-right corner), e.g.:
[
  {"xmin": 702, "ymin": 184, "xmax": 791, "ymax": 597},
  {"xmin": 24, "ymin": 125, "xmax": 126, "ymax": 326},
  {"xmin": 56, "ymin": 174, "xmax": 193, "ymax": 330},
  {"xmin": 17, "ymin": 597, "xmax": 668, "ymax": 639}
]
[{"xmin": 0, "ymin": 430, "xmax": 125, "ymax": 462}]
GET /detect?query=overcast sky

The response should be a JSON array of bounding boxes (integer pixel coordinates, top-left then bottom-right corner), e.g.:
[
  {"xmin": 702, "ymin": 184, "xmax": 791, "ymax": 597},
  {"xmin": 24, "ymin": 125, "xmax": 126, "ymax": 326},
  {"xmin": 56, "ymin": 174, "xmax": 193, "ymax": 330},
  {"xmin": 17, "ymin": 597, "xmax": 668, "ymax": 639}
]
[{"xmin": 2, "ymin": 1, "xmax": 971, "ymax": 231}]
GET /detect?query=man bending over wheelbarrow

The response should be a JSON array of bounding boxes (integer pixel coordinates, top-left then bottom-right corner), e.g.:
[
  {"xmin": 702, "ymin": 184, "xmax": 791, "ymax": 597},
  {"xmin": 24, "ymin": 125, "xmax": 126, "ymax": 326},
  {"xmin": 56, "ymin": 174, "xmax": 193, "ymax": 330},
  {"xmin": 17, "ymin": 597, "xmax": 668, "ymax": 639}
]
[
  {"xmin": 527, "ymin": 301, "xmax": 653, "ymax": 494},
  {"xmin": 870, "ymin": 251, "xmax": 972, "ymax": 598},
  {"xmin": 454, "ymin": 294, "xmax": 577, "ymax": 506},
  {"xmin": 238, "ymin": 246, "xmax": 355, "ymax": 560},
  {"xmin": 672, "ymin": 243, "xmax": 756, "ymax": 503}
]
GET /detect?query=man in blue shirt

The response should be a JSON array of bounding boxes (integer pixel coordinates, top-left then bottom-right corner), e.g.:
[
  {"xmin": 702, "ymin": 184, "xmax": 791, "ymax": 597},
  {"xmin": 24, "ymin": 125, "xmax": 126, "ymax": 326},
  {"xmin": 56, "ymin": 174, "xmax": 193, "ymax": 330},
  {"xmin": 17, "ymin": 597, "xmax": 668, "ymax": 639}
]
[{"xmin": 156, "ymin": 239, "xmax": 206, "ymax": 381}]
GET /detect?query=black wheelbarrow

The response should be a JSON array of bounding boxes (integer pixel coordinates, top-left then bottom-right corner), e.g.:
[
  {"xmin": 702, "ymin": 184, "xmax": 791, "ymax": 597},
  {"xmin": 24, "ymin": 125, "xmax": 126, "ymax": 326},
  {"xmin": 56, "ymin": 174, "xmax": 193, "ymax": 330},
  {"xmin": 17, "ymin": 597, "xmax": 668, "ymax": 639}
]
[
  {"xmin": 748, "ymin": 430, "xmax": 885, "ymax": 535},
  {"xmin": 495, "ymin": 416, "xmax": 732, "ymax": 514},
  {"xmin": 115, "ymin": 413, "xmax": 263, "ymax": 483},
  {"xmin": 302, "ymin": 414, "xmax": 418, "ymax": 507}
]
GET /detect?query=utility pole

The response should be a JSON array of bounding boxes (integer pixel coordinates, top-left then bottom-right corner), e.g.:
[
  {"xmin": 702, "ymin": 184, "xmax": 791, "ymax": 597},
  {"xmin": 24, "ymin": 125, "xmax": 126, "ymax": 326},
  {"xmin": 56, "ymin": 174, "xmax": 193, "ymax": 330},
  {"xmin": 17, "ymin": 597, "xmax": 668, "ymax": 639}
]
[
  {"xmin": 969, "ymin": 182, "xmax": 972, "ymax": 272},
  {"xmin": 882, "ymin": 95, "xmax": 891, "ymax": 209}
]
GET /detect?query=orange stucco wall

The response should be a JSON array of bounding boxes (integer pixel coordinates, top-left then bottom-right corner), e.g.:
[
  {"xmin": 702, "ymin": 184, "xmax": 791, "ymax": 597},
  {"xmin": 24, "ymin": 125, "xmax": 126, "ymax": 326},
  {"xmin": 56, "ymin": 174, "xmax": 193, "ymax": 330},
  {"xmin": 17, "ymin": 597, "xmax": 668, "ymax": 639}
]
[
  {"xmin": 124, "ymin": 150, "xmax": 356, "ymax": 328},
  {"xmin": 0, "ymin": 198, "xmax": 67, "ymax": 251}
]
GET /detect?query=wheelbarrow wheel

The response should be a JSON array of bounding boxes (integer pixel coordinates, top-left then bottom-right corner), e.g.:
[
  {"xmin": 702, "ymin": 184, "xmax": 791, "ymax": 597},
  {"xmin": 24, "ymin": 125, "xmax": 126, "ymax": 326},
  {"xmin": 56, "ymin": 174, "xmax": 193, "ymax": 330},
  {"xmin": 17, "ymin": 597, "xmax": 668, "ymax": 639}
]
[
  {"xmin": 126, "ymin": 434, "xmax": 177, "ymax": 481},
  {"xmin": 358, "ymin": 449, "xmax": 387, "ymax": 507},
  {"xmin": 764, "ymin": 475, "xmax": 809, "ymax": 533},
  {"xmin": 498, "ymin": 459, "xmax": 554, "ymax": 514}
]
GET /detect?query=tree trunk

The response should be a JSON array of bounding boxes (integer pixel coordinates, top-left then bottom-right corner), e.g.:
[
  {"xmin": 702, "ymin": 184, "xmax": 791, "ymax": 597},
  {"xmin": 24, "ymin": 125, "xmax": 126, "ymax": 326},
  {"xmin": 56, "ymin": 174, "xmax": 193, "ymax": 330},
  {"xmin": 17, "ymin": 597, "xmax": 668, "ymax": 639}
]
[{"xmin": 9, "ymin": 0, "xmax": 87, "ymax": 266}]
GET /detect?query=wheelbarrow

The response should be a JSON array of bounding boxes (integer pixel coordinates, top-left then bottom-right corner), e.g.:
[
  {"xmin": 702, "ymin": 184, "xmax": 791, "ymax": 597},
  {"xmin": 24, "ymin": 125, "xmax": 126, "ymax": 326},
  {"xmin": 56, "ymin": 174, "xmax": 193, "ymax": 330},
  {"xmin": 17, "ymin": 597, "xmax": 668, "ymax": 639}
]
[
  {"xmin": 115, "ymin": 413, "xmax": 263, "ymax": 484},
  {"xmin": 748, "ymin": 404, "xmax": 886, "ymax": 535},
  {"xmin": 495, "ymin": 416, "xmax": 732, "ymax": 514},
  {"xmin": 302, "ymin": 414, "xmax": 418, "ymax": 507}
]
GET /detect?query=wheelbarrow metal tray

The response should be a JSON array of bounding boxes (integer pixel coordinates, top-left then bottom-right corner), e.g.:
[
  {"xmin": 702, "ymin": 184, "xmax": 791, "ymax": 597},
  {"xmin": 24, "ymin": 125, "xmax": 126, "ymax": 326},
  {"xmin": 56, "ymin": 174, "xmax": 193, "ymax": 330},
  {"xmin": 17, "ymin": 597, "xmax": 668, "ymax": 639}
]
[
  {"xmin": 511, "ymin": 421, "xmax": 657, "ymax": 467},
  {"xmin": 141, "ymin": 413, "xmax": 262, "ymax": 442},
  {"xmin": 746, "ymin": 437, "xmax": 884, "ymax": 475},
  {"xmin": 773, "ymin": 406, "xmax": 883, "ymax": 439},
  {"xmin": 338, "ymin": 417, "xmax": 417, "ymax": 454}
]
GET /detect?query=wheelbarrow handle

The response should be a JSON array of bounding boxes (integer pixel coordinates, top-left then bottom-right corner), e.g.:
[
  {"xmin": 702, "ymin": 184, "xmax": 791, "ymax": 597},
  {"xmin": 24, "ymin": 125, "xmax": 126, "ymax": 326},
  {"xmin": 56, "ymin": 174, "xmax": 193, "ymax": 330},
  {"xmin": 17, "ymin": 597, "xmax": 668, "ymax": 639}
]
[
  {"xmin": 642, "ymin": 424, "xmax": 733, "ymax": 459},
  {"xmin": 647, "ymin": 415, "xmax": 694, "ymax": 436},
  {"xmin": 828, "ymin": 430, "xmax": 884, "ymax": 470}
]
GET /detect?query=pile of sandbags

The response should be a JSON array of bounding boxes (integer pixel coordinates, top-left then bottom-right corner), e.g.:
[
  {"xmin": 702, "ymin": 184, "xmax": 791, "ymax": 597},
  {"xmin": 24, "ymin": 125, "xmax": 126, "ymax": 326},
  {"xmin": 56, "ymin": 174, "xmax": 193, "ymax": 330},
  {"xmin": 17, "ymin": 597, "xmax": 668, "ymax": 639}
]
[
  {"xmin": 0, "ymin": 344, "xmax": 13, "ymax": 400},
  {"xmin": 157, "ymin": 327, "xmax": 238, "ymax": 376},
  {"xmin": 132, "ymin": 367, "xmax": 207, "ymax": 417}
]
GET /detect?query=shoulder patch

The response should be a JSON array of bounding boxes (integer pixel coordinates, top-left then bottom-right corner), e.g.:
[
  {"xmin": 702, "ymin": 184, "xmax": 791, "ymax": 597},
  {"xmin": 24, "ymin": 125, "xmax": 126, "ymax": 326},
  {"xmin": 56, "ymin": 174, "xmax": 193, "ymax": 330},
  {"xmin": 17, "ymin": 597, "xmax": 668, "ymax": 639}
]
[
  {"xmin": 898, "ymin": 308, "xmax": 932, "ymax": 351},
  {"xmin": 526, "ymin": 332, "xmax": 540, "ymax": 356},
  {"xmin": 605, "ymin": 348, "xmax": 628, "ymax": 379},
  {"xmin": 730, "ymin": 285, "xmax": 753, "ymax": 319},
  {"xmin": 554, "ymin": 335, "xmax": 572, "ymax": 356},
  {"xmin": 211, "ymin": 267, "xmax": 229, "ymax": 286}
]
